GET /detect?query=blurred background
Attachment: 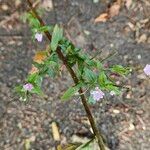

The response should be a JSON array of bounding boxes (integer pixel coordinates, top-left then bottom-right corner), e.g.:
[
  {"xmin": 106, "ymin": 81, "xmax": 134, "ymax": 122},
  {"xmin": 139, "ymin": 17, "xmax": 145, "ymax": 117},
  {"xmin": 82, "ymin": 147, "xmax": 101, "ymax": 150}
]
[{"xmin": 0, "ymin": 0, "xmax": 150, "ymax": 149}]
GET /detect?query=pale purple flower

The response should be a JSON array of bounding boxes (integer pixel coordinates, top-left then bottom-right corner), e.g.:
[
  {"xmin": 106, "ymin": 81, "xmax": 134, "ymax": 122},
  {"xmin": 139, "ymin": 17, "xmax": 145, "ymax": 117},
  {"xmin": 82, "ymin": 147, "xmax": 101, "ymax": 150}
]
[
  {"xmin": 144, "ymin": 64, "xmax": 150, "ymax": 76},
  {"xmin": 23, "ymin": 83, "xmax": 33, "ymax": 91},
  {"xmin": 35, "ymin": 33, "xmax": 43, "ymax": 42},
  {"xmin": 110, "ymin": 91, "xmax": 116, "ymax": 96},
  {"xmin": 90, "ymin": 87, "xmax": 105, "ymax": 101}
]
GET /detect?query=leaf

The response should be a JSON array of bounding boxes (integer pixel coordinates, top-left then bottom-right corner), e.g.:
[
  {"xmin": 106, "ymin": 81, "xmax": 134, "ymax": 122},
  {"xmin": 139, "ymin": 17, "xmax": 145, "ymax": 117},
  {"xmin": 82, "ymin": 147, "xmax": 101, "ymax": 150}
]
[
  {"xmin": 39, "ymin": 25, "xmax": 53, "ymax": 32},
  {"xmin": 24, "ymin": 139, "xmax": 31, "ymax": 150},
  {"xmin": 51, "ymin": 122, "xmax": 60, "ymax": 141},
  {"xmin": 51, "ymin": 25, "xmax": 63, "ymax": 51},
  {"xmin": 61, "ymin": 84, "xmax": 81, "ymax": 101},
  {"xmin": 30, "ymin": 85, "xmax": 43, "ymax": 95},
  {"xmin": 95, "ymin": 2, "xmax": 121, "ymax": 23},
  {"xmin": 76, "ymin": 138, "xmax": 94, "ymax": 150},
  {"xmin": 27, "ymin": 73, "xmax": 38, "ymax": 83},
  {"xmin": 105, "ymin": 84, "xmax": 120, "ymax": 95},
  {"xmin": 63, "ymin": 143, "xmax": 81, "ymax": 150},
  {"xmin": 109, "ymin": 3, "xmax": 120, "ymax": 18},
  {"xmin": 41, "ymin": 0, "xmax": 53, "ymax": 12},
  {"xmin": 59, "ymin": 139, "xmax": 94, "ymax": 150},
  {"xmin": 125, "ymin": 0, "xmax": 132, "ymax": 9},
  {"xmin": 29, "ymin": 17, "xmax": 40, "ymax": 28},
  {"xmin": 83, "ymin": 68, "xmax": 97, "ymax": 83},
  {"xmin": 33, "ymin": 51, "xmax": 47, "ymax": 64},
  {"xmin": 27, "ymin": 74, "xmax": 42, "ymax": 86},
  {"xmin": 94, "ymin": 13, "xmax": 109, "ymax": 23},
  {"xmin": 98, "ymin": 71, "xmax": 108, "ymax": 87},
  {"xmin": 111, "ymin": 65, "xmax": 131, "ymax": 76}
]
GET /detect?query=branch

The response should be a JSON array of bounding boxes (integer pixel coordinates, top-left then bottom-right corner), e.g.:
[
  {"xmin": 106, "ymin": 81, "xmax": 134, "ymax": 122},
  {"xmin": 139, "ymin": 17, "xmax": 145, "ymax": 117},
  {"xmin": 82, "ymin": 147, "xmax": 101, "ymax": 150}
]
[{"xmin": 26, "ymin": 0, "xmax": 106, "ymax": 149}]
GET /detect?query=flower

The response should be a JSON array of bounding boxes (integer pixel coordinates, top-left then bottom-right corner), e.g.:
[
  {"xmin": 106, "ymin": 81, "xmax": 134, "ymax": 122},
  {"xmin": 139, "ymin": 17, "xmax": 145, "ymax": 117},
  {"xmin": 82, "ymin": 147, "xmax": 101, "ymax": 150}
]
[
  {"xmin": 23, "ymin": 83, "xmax": 33, "ymax": 91},
  {"xmin": 90, "ymin": 87, "xmax": 105, "ymax": 101},
  {"xmin": 110, "ymin": 91, "xmax": 116, "ymax": 96},
  {"xmin": 144, "ymin": 64, "xmax": 150, "ymax": 75},
  {"xmin": 35, "ymin": 33, "xmax": 43, "ymax": 42}
]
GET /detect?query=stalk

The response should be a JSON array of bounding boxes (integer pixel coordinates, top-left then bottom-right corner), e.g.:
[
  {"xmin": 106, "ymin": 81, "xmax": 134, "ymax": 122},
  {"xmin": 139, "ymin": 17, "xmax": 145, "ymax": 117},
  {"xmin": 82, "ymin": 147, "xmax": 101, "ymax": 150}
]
[{"xmin": 26, "ymin": 0, "xmax": 105, "ymax": 149}]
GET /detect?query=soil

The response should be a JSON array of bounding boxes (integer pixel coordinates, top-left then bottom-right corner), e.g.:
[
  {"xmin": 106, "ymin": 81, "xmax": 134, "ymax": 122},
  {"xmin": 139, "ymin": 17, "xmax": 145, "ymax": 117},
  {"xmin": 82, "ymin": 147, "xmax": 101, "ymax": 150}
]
[{"xmin": 0, "ymin": 0, "xmax": 150, "ymax": 150}]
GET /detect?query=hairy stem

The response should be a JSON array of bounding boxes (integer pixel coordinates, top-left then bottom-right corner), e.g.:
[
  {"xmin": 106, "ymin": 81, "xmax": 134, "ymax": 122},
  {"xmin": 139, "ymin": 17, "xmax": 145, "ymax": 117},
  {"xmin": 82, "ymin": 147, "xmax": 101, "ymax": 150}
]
[{"xmin": 26, "ymin": 0, "xmax": 105, "ymax": 149}]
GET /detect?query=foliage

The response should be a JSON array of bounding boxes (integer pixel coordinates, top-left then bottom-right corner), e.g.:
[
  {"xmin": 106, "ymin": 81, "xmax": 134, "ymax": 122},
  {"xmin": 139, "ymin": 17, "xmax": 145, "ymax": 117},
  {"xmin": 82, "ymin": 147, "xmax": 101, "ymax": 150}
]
[
  {"xmin": 17, "ymin": 12, "xmax": 131, "ymax": 103},
  {"xmin": 14, "ymin": 7, "xmax": 134, "ymax": 149}
]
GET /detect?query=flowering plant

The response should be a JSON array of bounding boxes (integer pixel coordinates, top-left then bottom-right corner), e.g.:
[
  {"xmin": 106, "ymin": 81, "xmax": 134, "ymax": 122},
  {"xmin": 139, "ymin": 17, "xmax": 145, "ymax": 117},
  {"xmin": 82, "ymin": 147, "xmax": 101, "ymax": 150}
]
[{"xmin": 14, "ymin": 0, "xmax": 144, "ymax": 149}]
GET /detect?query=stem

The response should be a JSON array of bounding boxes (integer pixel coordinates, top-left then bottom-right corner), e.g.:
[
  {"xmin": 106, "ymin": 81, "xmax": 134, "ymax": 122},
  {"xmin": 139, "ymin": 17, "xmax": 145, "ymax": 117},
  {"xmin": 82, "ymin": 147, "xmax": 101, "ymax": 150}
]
[{"xmin": 26, "ymin": 0, "xmax": 105, "ymax": 149}]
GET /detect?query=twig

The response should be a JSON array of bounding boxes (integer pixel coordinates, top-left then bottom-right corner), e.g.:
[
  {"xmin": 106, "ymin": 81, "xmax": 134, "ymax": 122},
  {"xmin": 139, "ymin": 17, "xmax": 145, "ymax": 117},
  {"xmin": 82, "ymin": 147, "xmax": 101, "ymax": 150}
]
[
  {"xmin": 100, "ymin": 50, "xmax": 118, "ymax": 62},
  {"xmin": 26, "ymin": 0, "xmax": 106, "ymax": 149}
]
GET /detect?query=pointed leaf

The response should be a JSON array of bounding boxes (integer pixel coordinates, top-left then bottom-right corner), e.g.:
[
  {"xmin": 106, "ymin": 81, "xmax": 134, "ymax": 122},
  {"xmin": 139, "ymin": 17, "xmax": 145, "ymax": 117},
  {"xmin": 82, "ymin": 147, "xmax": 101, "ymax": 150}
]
[
  {"xmin": 51, "ymin": 25, "xmax": 63, "ymax": 51},
  {"xmin": 61, "ymin": 86, "xmax": 78, "ymax": 101},
  {"xmin": 61, "ymin": 84, "xmax": 81, "ymax": 101},
  {"xmin": 98, "ymin": 71, "xmax": 107, "ymax": 87},
  {"xmin": 84, "ymin": 68, "xmax": 97, "ymax": 83},
  {"xmin": 111, "ymin": 65, "xmax": 131, "ymax": 76}
]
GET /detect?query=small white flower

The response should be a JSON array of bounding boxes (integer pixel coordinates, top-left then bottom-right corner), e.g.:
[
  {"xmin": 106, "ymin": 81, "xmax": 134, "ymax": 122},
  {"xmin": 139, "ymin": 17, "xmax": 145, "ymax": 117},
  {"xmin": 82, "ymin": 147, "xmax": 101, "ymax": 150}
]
[
  {"xmin": 35, "ymin": 33, "xmax": 43, "ymax": 42},
  {"xmin": 90, "ymin": 87, "xmax": 105, "ymax": 101}
]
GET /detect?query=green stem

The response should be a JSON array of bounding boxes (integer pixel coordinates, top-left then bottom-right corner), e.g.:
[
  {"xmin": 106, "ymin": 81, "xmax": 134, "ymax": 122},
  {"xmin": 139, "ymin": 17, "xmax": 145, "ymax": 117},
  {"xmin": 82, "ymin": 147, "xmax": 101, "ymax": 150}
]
[{"xmin": 26, "ymin": 0, "xmax": 106, "ymax": 149}]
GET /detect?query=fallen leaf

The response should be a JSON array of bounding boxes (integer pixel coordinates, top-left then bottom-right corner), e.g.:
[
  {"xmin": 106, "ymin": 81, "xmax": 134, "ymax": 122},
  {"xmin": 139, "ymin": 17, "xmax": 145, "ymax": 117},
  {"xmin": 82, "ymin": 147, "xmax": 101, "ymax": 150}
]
[
  {"xmin": 29, "ymin": 65, "xmax": 39, "ymax": 74},
  {"xmin": 1, "ymin": 4, "xmax": 9, "ymax": 11},
  {"xmin": 41, "ymin": 0, "xmax": 53, "ymax": 11},
  {"xmin": 137, "ymin": 34, "xmax": 147, "ymax": 43},
  {"xmin": 24, "ymin": 139, "xmax": 31, "ymax": 150},
  {"xmin": 94, "ymin": 13, "xmax": 109, "ymax": 23},
  {"xmin": 128, "ymin": 123, "xmax": 135, "ymax": 131},
  {"xmin": 125, "ymin": 0, "xmax": 132, "ymax": 9},
  {"xmin": 113, "ymin": 109, "xmax": 120, "ymax": 114},
  {"xmin": 109, "ymin": 3, "xmax": 120, "ymax": 18},
  {"xmin": 51, "ymin": 122, "xmax": 60, "ymax": 141},
  {"xmin": 15, "ymin": 0, "xmax": 21, "ymax": 7},
  {"xmin": 95, "ymin": 2, "xmax": 121, "ymax": 23},
  {"xmin": 33, "ymin": 51, "xmax": 47, "ymax": 63},
  {"xmin": 127, "ymin": 22, "xmax": 135, "ymax": 31}
]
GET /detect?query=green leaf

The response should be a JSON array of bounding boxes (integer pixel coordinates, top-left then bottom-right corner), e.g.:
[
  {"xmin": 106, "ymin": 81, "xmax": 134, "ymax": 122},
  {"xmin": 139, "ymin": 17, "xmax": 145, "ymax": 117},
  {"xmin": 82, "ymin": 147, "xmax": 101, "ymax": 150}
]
[
  {"xmin": 98, "ymin": 72, "xmax": 120, "ymax": 94},
  {"xmin": 76, "ymin": 138, "xmax": 94, "ymax": 150},
  {"xmin": 98, "ymin": 71, "xmax": 108, "ymax": 87},
  {"xmin": 39, "ymin": 25, "xmax": 53, "ymax": 33},
  {"xmin": 83, "ymin": 68, "xmax": 97, "ymax": 83},
  {"xmin": 111, "ymin": 65, "xmax": 131, "ymax": 76},
  {"xmin": 61, "ymin": 84, "xmax": 81, "ymax": 101},
  {"xmin": 51, "ymin": 25, "xmax": 63, "ymax": 51},
  {"xmin": 30, "ymin": 85, "xmax": 43, "ymax": 95},
  {"xmin": 29, "ymin": 17, "xmax": 40, "ymax": 28},
  {"xmin": 27, "ymin": 73, "xmax": 42, "ymax": 86},
  {"xmin": 15, "ymin": 85, "xmax": 24, "ymax": 93},
  {"xmin": 27, "ymin": 73, "xmax": 38, "ymax": 83},
  {"xmin": 105, "ymin": 84, "xmax": 120, "ymax": 95}
]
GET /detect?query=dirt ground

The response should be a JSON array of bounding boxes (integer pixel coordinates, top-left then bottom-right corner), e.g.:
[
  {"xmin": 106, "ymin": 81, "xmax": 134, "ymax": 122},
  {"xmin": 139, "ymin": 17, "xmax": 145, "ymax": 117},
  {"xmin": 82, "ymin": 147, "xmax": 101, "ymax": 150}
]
[{"xmin": 0, "ymin": 0, "xmax": 150, "ymax": 150}]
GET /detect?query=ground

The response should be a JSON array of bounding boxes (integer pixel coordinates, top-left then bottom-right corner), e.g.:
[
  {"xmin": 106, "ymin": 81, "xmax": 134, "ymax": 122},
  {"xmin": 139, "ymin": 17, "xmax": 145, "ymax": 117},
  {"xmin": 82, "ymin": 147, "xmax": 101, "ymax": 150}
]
[{"xmin": 0, "ymin": 0, "xmax": 150, "ymax": 150}]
